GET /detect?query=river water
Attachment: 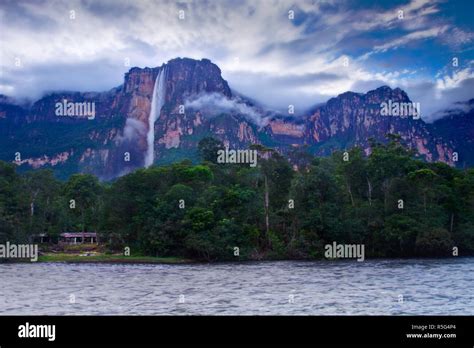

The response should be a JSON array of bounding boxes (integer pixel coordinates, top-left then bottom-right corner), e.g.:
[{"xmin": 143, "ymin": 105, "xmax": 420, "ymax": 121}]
[{"xmin": 0, "ymin": 258, "xmax": 472, "ymax": 315}]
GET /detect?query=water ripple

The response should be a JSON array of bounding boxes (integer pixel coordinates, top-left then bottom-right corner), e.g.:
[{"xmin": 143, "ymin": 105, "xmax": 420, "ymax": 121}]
[{"xmin": 0, "ymin": 258, "xmax": 473, "ymax": 315}]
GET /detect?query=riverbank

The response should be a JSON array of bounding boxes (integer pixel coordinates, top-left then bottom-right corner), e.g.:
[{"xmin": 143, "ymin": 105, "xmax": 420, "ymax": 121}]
[{"xmin": 38, "ymin": 252, "xmax": 190, "ymax": 264}]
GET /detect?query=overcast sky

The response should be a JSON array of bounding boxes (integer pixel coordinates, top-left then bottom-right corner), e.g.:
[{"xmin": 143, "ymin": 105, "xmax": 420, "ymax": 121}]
[{"xmin": 0, "ymin": 0, "xmax": 473, "ymax": 121}]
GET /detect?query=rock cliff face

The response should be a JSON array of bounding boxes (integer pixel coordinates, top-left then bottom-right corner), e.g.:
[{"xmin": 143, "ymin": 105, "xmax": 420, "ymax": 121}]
[
  {"xmin": 301, "ymin": 86, "xmax": 454, "ymax": 164},
  {"xmin": 0, "ymin": 58, "xmax": 469, "ymax": 179},
  {"xmin": 152, "ymin": 58, "xmax": 234, "ymax": 157}
]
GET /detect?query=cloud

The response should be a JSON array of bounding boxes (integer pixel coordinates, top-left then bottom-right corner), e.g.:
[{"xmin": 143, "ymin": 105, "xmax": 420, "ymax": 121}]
[
  {"xmin": 119, "ymin": 118, "xmax": 147, "ymax": 142},
  {"xmin": 0, "ymin": 0, "xmax": 473, "ymax": 120},
  {"xmin": 225, "ymin": 70, "xmax": 346, "ymax": 113},
  {"xmin": 0, "ymin": 59, "xmax": 123, "ymax": 101},
  {"xmin": 408, "ymin": 76, "xmax": 474, "ymax": 122},
  {"xmin": 184, "ymin": 93, "xmax": 269, "ymax": 127},
  {"xmin": 373, "ymin": 26, "xmax": 449, "ymax": 53}
]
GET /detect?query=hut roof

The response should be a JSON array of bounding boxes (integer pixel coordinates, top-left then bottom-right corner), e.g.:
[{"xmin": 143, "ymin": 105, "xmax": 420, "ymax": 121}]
[{"xmin": 60, "ymin": 232, "xmax": 97, "ymax": 238}]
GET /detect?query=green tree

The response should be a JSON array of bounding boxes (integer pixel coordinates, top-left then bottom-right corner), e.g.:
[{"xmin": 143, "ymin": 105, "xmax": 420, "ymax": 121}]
[
  {"xmin": 63, "ymin": 174, "xmax": 102, "ymax": 241},
  {"xmin": 198, "ymin": 137, "xmax": 224, "ymax": 163}
]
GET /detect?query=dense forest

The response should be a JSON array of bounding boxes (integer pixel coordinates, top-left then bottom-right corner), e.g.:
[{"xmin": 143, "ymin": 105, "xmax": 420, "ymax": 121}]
[{"xmin": 1, "ymin": 135, "xmax": 473, "ymax": 261}]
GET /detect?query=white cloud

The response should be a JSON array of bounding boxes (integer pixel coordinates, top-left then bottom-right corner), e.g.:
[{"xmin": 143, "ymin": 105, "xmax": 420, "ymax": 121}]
[
  {"xmin": 373, "ymin": 26, "xmax": 449, "ymax": 52},
  {"xmin": 0, "ymin": 0, "xmax": 473, "ymax": 120},
  {"xmin": 436, "ymin": 67, "xmax": 474, "ymax": 90},
  {"xmin": 184, "ymin": 93, "xmax": 269, "ymax": 127},
  {"xmin": 120, "ymin": 118, "xmax": 147, "ymax": 142}
]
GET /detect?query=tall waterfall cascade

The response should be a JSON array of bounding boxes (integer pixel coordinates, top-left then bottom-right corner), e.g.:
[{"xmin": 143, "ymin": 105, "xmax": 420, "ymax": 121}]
[{"xmin": 145, "ymin": 67, "xmax": 167, "ymax": 167}]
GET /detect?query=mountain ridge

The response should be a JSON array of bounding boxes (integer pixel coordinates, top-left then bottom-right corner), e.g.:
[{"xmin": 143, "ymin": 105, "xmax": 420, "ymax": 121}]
[{"xmin": 0, "ymin": 57, "xmax": 470, "ymax": 179}]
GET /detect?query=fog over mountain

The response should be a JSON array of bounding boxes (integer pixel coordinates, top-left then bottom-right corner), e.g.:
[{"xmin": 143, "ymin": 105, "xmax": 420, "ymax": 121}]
[{"xmin": 1, "ymin": 57, "xmax": 472, "ymax": 180}]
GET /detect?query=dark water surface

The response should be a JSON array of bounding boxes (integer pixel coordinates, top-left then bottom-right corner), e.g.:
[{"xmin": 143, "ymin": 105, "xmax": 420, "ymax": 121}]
[{"xmin": 0, "ymin": 258, "xmax": 472, "ymax": 315}]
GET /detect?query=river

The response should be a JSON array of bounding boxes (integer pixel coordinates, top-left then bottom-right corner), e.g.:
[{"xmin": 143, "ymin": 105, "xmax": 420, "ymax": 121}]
[{"xmin": 0, "ymin": 258, "xmax": 473, "ymax": 315}]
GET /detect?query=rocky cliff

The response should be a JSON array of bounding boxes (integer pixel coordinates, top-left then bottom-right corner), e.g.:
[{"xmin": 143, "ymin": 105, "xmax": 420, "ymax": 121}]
[
  {"xmin": 0, "ymin": 58, "xmax": 469, "ymax": 179},
  {"xmin": 302, "ymin": 86, "xmax": 454, "ymax": 164}
]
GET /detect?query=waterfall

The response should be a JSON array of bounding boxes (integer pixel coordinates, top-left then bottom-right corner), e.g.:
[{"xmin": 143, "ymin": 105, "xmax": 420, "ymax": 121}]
[{"xmin": 145, "ymin": 67, "xmax": 167, "ymax": 167}]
